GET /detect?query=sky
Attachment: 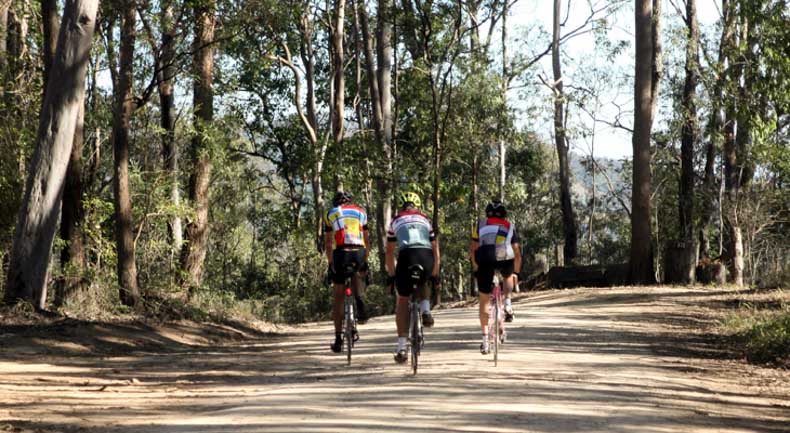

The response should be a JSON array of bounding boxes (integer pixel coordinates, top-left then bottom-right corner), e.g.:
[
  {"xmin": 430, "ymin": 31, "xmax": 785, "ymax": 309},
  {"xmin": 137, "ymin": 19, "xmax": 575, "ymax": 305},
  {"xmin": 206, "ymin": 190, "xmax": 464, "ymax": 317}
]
[{"xmin": 505, "ymin": 0, "xmax": 723, "ymax": 159}]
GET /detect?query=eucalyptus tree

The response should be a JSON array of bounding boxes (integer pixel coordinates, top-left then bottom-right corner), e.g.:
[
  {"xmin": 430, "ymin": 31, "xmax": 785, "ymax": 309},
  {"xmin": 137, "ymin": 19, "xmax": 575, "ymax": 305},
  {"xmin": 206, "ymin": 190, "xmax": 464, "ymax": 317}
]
[
  {"xmin": 629, "ymin": 0, "xmax": 661, "ymax": 284},
  {"xmin": 111, "ymin": 0, "xmax": 142, "ymax": 306},
  {"xmin": 669, "ymin": 0, "xmax": 700, "ymax": 284},
  {"xmin": 550, "ymin": 0, "xmax": 578, "ymax": 264},
  {"xmin": 181, "ymin": 0, "xmax": 217, "ymax": 289},
  {"xmin": 4, "ymin": 0, "xmax": 100, "ymax": 308}
]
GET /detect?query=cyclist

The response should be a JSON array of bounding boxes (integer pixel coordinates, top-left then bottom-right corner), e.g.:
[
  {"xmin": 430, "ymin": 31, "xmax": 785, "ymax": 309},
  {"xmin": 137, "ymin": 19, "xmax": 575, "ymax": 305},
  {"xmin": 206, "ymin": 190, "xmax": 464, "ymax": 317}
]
[
  {"xmin": 470, "ymin": 200, "xmax": 521, "ymax": 354},
  {"xmin": 324, "ymin": 191, "xmax": 370, "ymax": 353},
  {"xmin": 386, "ymin": 191, "xmax": 440, "ymax": 364}
]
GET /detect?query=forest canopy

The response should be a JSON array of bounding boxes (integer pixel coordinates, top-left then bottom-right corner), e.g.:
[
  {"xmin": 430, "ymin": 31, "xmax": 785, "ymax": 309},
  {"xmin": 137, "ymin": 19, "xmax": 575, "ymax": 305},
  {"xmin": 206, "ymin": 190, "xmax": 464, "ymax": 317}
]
[{"xmin": 0, "ymin": 0, "xmax": 787, "ymax": 321}]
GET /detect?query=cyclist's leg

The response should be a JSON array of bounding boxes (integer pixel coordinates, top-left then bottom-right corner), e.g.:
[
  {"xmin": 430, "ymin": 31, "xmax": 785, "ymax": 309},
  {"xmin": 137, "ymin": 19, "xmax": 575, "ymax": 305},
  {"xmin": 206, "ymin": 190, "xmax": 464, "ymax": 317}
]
[
  {"xmin": 393, "ymin": 258, "xmax": 412, "ymax": 363},
  {"xmin": 415, "ymin": 249, "xmax": 435, "ymax": 326},
  {"xmin": 476, "ymin": 263, "xmax": 494, "ymax": 352},
  {"xmin": 333, "ymin": 282, "xmax": 345, "ymax": 331},
  {"xmin": 499, "ymin": 259, "xmax": 515, "ymax": 319},
  {"xmin": 349, "ymin": 249, "xmax": 368, "ymax": 323},
  {"xmin": 330, "ymin": 249, "xmax": 347, "ymax": 352}
]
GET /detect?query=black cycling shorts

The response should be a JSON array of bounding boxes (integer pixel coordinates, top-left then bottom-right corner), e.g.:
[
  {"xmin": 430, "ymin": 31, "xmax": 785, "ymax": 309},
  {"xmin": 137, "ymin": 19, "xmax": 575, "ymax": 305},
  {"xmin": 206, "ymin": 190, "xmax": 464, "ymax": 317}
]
[
  {"xmin": 332, "ymin": 248, "xmax": 366, "ymax": 284},
  {"xmin": 394, "ymin": 248, "xmax": 434, "ymax": 297},
  {"xmin": 475, "ymin": 247, "xmax": 514, "ymax": 294}
]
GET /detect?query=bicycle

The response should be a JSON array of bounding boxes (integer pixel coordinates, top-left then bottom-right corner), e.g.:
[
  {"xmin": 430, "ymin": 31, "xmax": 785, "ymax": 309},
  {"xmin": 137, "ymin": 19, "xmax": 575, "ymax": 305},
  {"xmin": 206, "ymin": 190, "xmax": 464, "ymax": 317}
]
[
  {"xmin": 407, "ymin": 264, "xmax": 425, "ymax": 375},
  {"xmin": 340, "ymin": 262, "xmax": 360, "ymax": 366},
  {"xmin": 489, "ymin": 271, "xmax": 507, "ymax": 366}
]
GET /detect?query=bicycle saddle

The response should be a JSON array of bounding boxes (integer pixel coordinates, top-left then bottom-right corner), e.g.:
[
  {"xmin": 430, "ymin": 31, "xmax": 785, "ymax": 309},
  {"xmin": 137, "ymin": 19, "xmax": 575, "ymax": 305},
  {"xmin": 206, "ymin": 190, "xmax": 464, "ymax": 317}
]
[{"xmin": 407, "ymin": 264, "xmax": 424, "ymax": 281}]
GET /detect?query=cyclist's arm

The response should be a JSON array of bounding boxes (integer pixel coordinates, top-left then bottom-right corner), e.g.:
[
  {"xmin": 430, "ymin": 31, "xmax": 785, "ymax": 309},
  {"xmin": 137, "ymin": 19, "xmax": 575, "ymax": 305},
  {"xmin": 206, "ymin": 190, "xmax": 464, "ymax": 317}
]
[
  {"xmin": 363, "ymin": 228, "xmax": 370, "ymax": 263},
  {"xmin": 512, "ymin": 242, "xmax": 522, "ymax": 276},
  {"xmin": 324, "ymin": 231, "xmax": 334, "ymax": 266},
  {"xmin": 431, "ymin": 239, "xmax": 440, "ymax": 277},
  {"xmin": 470, "ymin": 240, "xmax": 479, "ymax": 271},
  {"xmin": 385, "ymin": 240, "xmax": 396, "ymax": 276}
]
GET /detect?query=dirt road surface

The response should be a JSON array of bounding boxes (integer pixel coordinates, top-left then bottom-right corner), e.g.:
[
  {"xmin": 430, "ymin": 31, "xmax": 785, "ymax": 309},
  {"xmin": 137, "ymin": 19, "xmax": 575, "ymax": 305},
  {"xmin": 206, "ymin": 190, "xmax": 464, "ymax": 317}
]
[{"xmin": 1, "ymin": 286, "xmax": 788, "ymax": 432}]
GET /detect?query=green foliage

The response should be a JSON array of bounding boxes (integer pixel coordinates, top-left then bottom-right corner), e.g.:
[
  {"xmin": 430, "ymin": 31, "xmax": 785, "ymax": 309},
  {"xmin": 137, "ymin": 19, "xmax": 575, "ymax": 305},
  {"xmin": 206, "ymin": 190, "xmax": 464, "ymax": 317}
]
[
  {"xmin": 724, "ymin": 302, "xmax": 790, "ymax": 365},
  {"xmin": 3, "ymin": 0, "xmax": 787, "ymax": 331}
]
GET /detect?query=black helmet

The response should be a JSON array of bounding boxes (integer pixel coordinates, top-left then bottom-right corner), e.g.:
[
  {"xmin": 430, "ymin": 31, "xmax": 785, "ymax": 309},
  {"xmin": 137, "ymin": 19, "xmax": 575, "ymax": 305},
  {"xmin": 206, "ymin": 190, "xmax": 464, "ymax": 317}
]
[
  {"xmin": 332, "ymin": 191, "xmax": 353, "ymax": 207},
  {"xmin": 485, "ymin": 200, "xmax": 507, "ymax": 218}
]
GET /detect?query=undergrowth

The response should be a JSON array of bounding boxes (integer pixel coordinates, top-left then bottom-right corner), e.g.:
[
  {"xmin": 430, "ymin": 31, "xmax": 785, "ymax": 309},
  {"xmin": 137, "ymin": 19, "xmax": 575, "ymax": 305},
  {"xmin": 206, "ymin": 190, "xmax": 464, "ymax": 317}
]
[{"xmin": 722, "ymin": 291, "xmax": 789, "ymax": 366}]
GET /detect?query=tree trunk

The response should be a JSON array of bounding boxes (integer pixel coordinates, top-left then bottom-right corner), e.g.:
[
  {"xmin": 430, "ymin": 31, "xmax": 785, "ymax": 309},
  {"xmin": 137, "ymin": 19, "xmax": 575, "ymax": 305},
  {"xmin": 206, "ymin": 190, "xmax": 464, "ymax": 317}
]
[
  {"xmin": 112, "ymin": 0, "xmax": 140, "ymax": 307},
  {"xmin": 56, "ymin": 98, "xmax": 86, "ymax": 307},
  {"xmin": 724, "ymin": 10, "xmax": 754, "ymax": 287},
  {"xmin": 499, "ymin": 0, "xmax": 508, "ymax": 202},
  {"xmin": 358, "ymin": 0, "xmax": 388, "ymax": 273},
  {"xmin": 629, "ymin": 0, "xmax": 657, "ymax": 284},
  {"xmin": 720, "ymin": 0, "xmax": 745, "ymax": 287},
  {"xmin": 673, "ymin": 0, "xmax": 699, "ymax": 284},
  {"xmin": 0, "ymin": 1, "xmax": 8, "ymax": 72},
  {"xmin": 41, "ymin": 0, "xmax": 59, "ymax": 86},
  {"xmin": 552, "ymin": 0, "xmax": 577, "ymax": 265},
  {"xmin": 181, "ymin": 0, "xmax": 215, "ymax": 289},
  {"xmin": 430, "ymin": 97, "xmax": 441, "ymax": 233},
  {"xmin": 649, "ymin": 0, "xmax": 663, "ymax": 123},
  {"xmin": 588, "ymin": 136, "xmax": 596, "ymax": 263},
  {"xmin": 3, "ymin": 0, "xmax": 99, "ymax": 308},
  {"xmin": 331, "ymin": 0, "xmax": 345, "ymax": 145},
  {"xmin": 295, "ymin": 10, "xmax": 325, "ymax": 252},
  {"xmin": 376, "ymin": 0, "xmax": 393, "ymax": 185},
  {"xmin": 470, "ymin": 153, "xmax": 479, "ymax": 296},
  {"xmin": 53, "ymin": 0, "xmax": 87, "ymax": 307},
  {"xmin": 376, "ymin": 0, "xmax": 394, "ymax": 274},
  {"xmin": 699, "ymin": 0, "xmax": 732, "ymax": 260},
  {"xmin": 6, "ymin": 2, "xmax": 29, "ymax": 80},
  {"xmin": 158, "ymin": 0, "xmax": 182, "ymax": 254},
  {"xmin": 429, "ymin": 73, "xmax": 442, "ymax": 308}
]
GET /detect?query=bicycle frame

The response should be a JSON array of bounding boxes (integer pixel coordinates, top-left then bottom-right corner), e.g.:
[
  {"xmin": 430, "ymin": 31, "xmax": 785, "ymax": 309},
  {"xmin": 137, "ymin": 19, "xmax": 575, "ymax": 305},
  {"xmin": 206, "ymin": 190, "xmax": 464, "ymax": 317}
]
[
  {"xmin": 407, "ymin": 265, "xmax": 425, "ymax": 375},
  {"xmin": 489, "ymin": 272, "xmax": 506, "ymax": 366},
  {"xmin": 341, "ymin": 267, "xmax": 358, "ymax": 366}
]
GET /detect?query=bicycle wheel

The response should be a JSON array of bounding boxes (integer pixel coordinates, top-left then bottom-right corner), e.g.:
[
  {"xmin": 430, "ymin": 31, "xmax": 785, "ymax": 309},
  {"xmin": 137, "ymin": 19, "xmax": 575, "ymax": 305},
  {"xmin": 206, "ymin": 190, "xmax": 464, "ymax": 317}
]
[
  {"xmin": 493, "ymin": 293, "xmax": 500, "ymax": 366},
  {"xmin": 345, "ymin": 293, "xmax": 354, "ymax": 366},
  {"xmin": 410, "ymin": 301, "xmax": 419, "ymax": 375}
]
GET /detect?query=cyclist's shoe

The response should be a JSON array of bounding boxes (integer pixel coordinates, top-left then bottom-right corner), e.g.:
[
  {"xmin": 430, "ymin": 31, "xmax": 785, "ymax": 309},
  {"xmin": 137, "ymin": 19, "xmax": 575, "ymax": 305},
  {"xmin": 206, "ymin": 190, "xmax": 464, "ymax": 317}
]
[
  {"xmin": 330, "ymin": 335, "xmax": 343, "ymax": 353},
  {"xmin": 480, "ymin": 341, "xmax": 490, "ymax": 355},
  {"xmin": 504, "ymin": 305, "xmax": 514, "ymax": 323},
  {"xmin": 421, "ymin": 311, "xmax": 435, "ymax": 328},
  {"xmin": 355, "ymin": 296, "xmax": 369, "ymax": 324},
  {"xmin": 394, "ymin": 349, "xmax": 408, "ymax": 364}
]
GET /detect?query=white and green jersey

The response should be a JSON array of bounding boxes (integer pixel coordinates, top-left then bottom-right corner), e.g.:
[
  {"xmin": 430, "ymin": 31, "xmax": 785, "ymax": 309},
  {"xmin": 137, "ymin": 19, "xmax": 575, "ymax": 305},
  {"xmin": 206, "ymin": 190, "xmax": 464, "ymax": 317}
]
[{"xmin": 387, "ymin": 210, "xmax": 435, "ymax": 250}]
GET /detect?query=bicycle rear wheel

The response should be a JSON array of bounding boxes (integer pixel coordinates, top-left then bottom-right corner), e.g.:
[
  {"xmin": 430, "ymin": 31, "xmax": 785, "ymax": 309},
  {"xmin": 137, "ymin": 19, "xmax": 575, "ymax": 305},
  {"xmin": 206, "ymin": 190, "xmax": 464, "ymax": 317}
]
[
  {"xmin": 410, "ymin": 301, "xmax": 420, "ymax": 375},
  {"xmin": 345, "ymin": 295, "xmax": 354, "ymax": 366},
  {"xmin": 493, "ymin": 294, "xmax": 500, "ymax": 366}
]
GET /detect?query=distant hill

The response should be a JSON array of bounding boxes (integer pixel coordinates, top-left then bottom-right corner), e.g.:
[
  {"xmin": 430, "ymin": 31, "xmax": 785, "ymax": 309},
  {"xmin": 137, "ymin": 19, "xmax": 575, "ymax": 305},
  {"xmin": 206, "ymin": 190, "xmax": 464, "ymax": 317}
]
[{"xmin": 569, "ymin": 152, "xmax": 629, "ymax": 208}]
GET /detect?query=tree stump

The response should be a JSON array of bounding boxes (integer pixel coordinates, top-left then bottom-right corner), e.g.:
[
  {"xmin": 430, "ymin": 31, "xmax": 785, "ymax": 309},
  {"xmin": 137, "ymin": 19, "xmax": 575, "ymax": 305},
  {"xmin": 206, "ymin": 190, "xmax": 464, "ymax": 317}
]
[
  {"xmin": 696, "ymin": 261, "xmax": 726, "ymax": 285},
  {"xmin": 664, "ymin": 240, "xmax": 697, "ymax": 284}
]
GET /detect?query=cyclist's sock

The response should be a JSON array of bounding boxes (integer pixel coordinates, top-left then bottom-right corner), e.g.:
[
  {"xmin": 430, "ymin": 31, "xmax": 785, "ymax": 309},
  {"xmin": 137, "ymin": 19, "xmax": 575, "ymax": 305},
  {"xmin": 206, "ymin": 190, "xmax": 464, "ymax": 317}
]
[
  {"xmin": 397, "ymin": 337, "xmax": 407, "ymax": 351},
  {"xmin": 481, "ymin": 333, "xmax": 488, "ymax": 344},
  {"xmin": 419, "ymin": 300, "xmax": 431, "ymax": 314},
  {"xmin": 505, "ymin": 298, "xmax": 512, "ymax": 307}
]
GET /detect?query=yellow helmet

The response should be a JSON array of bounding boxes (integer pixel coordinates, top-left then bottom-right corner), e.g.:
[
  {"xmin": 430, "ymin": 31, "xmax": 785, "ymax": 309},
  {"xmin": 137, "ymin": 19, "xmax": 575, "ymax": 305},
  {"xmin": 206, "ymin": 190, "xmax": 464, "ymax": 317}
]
[{"xmin": 397, "ymin": 191, "xmax": 421, "ymax": 209}]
